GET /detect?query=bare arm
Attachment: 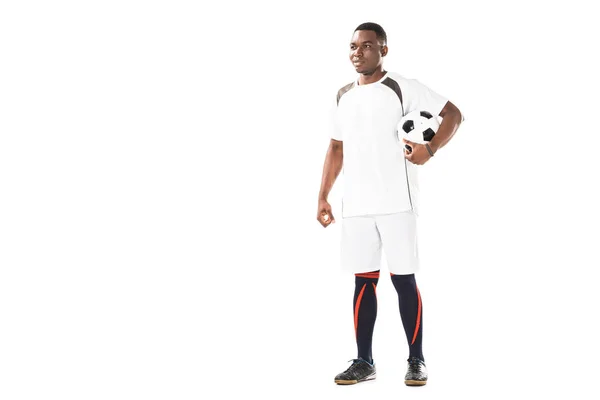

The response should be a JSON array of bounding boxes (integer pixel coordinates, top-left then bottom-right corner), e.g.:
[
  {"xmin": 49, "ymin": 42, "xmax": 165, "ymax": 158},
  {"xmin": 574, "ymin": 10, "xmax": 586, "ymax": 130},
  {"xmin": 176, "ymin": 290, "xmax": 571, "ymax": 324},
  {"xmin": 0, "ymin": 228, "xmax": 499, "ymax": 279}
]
[
  {"xmin": 428, "ymin": 100, "xmax": 463, "ymax": 154},
  {"xmin": 403, "ymin": 100, "xmax": 463, "ymax": 165},
  {"xmin": 316, "ymin": 139, "xmax": 343, "ymax": 227},
  {"xmin": 318, "ymin": 139, "xmax": 344, "ymax": 201}
]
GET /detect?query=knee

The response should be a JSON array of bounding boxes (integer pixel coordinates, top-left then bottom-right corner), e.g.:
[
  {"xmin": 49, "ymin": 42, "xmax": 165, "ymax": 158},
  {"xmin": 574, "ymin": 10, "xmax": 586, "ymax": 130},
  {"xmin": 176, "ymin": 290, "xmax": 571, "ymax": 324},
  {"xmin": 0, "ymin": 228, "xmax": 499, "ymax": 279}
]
[
  {"xmin": 355, "ymin": 270, "xmax": 380, "ymax": 285},
  {"xmin": 390, "ymin": 273, "xmax": 416, "ymax": 290}
]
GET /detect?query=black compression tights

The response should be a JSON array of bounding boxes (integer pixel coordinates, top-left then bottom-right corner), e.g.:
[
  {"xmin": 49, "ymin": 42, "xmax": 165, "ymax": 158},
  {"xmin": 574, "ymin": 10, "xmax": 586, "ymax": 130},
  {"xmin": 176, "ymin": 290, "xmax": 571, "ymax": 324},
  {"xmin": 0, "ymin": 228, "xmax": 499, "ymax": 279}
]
[{"xmin": 353, "ymin": 271, "xmax": 424, "ymax": 363}]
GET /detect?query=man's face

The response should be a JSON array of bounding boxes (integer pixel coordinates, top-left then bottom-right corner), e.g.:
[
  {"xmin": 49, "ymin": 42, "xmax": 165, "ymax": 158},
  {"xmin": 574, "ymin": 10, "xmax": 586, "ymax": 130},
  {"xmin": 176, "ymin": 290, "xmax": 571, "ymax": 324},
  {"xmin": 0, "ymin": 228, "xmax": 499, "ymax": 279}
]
[{"xmin": 349, "ymin": 30, "xmax": 387, "ymax": 74}]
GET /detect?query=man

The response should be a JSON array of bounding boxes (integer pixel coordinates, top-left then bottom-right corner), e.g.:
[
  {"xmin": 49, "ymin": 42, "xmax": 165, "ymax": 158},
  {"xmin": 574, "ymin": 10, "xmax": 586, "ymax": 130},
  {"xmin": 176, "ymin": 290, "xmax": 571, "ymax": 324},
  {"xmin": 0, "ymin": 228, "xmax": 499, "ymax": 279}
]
[{"xmin": 317, "ymin": 22, "xmax": 463, "ymax": 386}]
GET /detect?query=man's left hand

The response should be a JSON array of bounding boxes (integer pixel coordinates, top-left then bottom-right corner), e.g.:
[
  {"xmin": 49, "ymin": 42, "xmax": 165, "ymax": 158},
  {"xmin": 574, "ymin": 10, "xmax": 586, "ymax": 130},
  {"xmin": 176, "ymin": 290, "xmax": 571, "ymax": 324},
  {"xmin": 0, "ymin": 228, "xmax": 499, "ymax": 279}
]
[{"xmin": 403, "ymin": 138, "xmax": 433, "ymax": 165}]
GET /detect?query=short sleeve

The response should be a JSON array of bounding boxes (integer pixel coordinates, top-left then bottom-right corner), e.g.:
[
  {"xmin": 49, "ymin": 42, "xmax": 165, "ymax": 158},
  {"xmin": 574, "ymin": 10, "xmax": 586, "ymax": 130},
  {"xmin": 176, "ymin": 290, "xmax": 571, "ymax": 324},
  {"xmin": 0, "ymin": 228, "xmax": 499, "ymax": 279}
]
[
  {"xmin": 401, "ymin": 79, "xmax": 449, "ymax": 118},
  {"xmin": 329, "ymin": 96, "xmax": 343, "ymax": 141}
]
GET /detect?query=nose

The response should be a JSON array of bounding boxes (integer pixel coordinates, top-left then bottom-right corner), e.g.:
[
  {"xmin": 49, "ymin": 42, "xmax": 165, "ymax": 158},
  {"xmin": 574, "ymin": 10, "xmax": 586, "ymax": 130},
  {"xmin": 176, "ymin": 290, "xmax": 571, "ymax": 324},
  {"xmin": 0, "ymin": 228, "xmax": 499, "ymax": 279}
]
[{"xmin": 353, "ymin": 47, "xmax": 363, "ymax": 58}]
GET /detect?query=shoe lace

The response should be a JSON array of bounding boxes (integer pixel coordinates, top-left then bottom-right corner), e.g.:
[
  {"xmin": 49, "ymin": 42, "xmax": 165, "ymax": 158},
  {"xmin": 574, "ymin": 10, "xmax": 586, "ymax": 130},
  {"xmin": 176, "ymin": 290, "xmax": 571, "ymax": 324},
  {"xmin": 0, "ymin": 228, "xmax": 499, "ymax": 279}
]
[
  {"xmin": 407, "ymin": 357, "xmax": 423, "ymax": 371},
  {"xmin": 343, "ymin": 358, "xmax": 369, "ymax": 374}
]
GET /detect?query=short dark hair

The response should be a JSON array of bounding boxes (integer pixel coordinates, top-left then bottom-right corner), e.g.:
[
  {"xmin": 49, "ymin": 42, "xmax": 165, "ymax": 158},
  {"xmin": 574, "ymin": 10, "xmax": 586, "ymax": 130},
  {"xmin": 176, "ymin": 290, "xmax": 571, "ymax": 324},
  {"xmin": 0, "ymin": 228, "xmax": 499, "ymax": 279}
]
[{"xmin": 354, "ymin": 22, "xmax": 387, "ymax": 45}]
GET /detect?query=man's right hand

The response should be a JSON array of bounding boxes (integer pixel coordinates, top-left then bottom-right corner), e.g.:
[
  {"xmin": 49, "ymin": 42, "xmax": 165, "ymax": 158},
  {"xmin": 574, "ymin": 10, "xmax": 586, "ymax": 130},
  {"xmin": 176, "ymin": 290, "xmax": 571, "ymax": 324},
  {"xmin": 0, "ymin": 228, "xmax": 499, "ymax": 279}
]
[{"xmin": 317, "ymin": 199, "xmax": 335, "ymax": 228}]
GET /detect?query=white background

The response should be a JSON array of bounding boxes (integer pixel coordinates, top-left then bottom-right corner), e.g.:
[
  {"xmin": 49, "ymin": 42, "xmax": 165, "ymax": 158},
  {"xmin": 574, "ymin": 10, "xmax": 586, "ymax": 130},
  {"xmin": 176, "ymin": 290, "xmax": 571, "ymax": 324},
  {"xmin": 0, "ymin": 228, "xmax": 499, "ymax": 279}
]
[{"xmin": 1, "ymin": 0, "xmax": 600, "ymax": 399}]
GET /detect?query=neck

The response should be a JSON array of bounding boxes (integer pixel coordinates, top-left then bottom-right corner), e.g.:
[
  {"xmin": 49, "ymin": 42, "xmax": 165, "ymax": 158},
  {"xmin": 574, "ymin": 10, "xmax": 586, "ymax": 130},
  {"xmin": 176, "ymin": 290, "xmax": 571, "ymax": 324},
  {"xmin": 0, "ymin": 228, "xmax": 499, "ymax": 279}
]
[{"xmin": 358, "ymin": 67, "xmax": 385, "ymax": 85}]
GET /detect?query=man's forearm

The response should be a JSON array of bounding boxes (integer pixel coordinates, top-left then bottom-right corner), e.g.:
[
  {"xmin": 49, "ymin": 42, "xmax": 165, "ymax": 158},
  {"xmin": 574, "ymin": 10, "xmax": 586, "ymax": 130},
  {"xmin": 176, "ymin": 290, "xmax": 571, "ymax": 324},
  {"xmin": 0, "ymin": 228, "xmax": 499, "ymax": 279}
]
[
  {"xmin": 319, "ymin": 145, "xmax": 343, "ymax": 200},
  {"xmin": 429, "ymin": 103, "xmax": 463, "ymax": 154}
]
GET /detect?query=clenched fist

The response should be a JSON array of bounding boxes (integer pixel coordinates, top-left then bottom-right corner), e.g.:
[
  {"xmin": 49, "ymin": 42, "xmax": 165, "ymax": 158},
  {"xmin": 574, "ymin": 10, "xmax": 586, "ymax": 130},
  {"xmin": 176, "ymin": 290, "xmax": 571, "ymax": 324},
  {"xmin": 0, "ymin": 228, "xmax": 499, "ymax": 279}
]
[
  {"xmin": 403, "ymin": 138, "xmax": 433, "ymax": 165},
  {"xmin": 317, "ymin": 199, "xmax": 336, "ymax": 228}
]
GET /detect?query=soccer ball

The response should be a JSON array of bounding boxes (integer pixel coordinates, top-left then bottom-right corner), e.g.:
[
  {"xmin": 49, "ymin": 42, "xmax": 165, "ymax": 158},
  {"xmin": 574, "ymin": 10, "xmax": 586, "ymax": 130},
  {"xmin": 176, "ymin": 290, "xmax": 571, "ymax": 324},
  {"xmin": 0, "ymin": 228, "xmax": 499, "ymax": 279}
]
[{"xmin": 398, "ymin": 110, "xmax": 440, "ymax": 150}]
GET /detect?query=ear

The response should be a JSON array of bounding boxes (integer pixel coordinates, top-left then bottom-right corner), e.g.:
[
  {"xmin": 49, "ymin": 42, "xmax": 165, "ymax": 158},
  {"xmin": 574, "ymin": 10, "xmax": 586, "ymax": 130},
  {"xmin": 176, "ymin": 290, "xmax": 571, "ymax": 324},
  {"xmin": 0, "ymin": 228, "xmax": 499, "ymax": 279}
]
[{"xmin": 381, "ymin": 45, "xmax": 388, "ymax": 57}]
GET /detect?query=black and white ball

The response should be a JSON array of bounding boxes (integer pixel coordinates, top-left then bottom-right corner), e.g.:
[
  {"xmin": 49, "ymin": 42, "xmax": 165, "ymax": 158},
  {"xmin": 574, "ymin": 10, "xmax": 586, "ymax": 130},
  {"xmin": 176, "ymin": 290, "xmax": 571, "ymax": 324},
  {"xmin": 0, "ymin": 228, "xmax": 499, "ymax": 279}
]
[{"xmin": 398, "ymin": 110, "xmax": 440, "ymax": 151}]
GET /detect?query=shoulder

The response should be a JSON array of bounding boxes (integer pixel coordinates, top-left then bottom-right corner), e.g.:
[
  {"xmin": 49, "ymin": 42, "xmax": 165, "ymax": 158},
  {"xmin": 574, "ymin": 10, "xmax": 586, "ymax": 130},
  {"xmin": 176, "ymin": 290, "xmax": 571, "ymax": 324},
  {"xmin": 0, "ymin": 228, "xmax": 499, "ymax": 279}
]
[
  {"xmin": 385, "ymin": 72, "xmax": 426, "ymax": 88},
  {"xmin": 381, "ymin": 72, "xmax": 414, "ymax": 95},
  {"xmin": 383, "ymin": 71, "xmax": 410, "ymax": 85},
  {"xmin": 380, "ymin": 72, "xmax": 406, "ymax": 103},
  {"xmin": 336, "ymin": 81, "xmax": 355, "ymax": 104},
  {"xmin": 387, "ymin": 74, "xmax": 433, "ymax": 98}
]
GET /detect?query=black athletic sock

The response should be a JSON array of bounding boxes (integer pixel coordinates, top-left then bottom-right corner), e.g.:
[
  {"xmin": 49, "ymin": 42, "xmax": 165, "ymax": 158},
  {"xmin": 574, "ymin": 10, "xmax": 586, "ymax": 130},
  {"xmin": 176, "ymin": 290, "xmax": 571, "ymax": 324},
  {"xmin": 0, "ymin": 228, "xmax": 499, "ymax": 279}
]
[
  {"xmin": 353, "ymin": 270, "xmax": 380, "ymax": 364},
  {"xmin": 391, "ymin": 273, "xmax": 424, "ymax": 361}
]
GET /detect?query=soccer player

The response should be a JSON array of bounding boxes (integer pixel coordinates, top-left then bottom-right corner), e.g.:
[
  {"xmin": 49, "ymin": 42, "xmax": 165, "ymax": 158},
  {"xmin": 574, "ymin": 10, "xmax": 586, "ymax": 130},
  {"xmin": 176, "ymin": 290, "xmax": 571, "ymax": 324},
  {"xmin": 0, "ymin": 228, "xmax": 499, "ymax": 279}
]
[{"xmin": 317, "ymin": 22, "xmax": 464, "ymax": 386}]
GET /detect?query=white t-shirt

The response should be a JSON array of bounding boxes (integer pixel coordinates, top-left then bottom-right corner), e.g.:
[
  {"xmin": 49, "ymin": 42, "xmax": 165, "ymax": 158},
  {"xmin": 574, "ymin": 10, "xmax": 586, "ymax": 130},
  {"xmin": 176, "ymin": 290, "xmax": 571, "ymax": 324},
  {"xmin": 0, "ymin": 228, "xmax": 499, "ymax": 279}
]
[{"xmin": 331, "ymin": 71, "xmax": 448, "ymax": 218}]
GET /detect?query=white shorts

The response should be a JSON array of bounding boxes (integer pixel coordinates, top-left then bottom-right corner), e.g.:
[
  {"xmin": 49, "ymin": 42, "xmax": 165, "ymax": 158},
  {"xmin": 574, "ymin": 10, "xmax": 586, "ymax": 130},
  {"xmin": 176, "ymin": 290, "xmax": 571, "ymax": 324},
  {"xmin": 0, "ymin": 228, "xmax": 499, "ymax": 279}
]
[{"xmin": 340, "ymin": 211, "xmax": 419, "ymax": 275}]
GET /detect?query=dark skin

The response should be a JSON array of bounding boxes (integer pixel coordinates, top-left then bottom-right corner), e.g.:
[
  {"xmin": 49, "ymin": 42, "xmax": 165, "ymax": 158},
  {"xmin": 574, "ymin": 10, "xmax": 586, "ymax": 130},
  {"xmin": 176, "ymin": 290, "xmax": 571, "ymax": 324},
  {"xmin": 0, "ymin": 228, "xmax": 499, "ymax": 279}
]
[
  {"xmin": 317, "ymin": 139, "xmax": 343, "ymax": 227},
  {"xmin": 317, "ymin": 29, "xmax": 462, "ymax": 227},
  {"xmin": 404, "ymin": 100, "xmax": 462, "ymax": 165},
  {"xmin": 349, "ymin": 29, "xmax": 388, "ymax": 84}
]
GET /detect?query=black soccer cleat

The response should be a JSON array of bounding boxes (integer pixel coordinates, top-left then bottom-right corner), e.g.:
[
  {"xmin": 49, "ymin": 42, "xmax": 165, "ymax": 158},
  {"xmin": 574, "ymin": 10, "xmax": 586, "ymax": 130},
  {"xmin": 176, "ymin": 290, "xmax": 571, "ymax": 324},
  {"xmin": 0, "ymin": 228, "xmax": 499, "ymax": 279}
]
[
  {"xmin": 404, "ymin": 357, "xmax": 428, "ymax": 386},
  {"xmin": 334, "ymin": 358, "xmax": 376, "ymax": 385}
]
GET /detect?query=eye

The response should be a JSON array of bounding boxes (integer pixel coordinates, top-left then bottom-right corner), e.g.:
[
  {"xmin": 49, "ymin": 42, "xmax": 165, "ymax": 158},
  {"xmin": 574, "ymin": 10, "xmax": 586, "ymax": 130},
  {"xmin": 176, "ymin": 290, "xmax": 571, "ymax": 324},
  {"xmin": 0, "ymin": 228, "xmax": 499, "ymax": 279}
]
[
  {"xmin": 350, "ymin": 45, "xmax": 356, "ymax": 50},
  {"xmin": 365, "ymin": 44, "xmax": 371, "ymax": 48}
]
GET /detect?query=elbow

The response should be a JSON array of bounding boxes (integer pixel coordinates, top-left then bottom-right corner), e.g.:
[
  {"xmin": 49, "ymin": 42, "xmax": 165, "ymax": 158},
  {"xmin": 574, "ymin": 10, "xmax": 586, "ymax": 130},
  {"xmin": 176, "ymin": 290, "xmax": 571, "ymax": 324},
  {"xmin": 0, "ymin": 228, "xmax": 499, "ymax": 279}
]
[
  {"xmin": 330, "ymin": 139, "xmax": 344, "ymax": 154},
  {"xmin": 447, "ymin": 108, "xmax": 463, "ymax": 127},
  {"xmin": 440, "ymin": 101, "xmax": 463, "ymax": 125},
  {"xmin": 455, "ymin": 109, "xmax": 464, "ymax": 125}
]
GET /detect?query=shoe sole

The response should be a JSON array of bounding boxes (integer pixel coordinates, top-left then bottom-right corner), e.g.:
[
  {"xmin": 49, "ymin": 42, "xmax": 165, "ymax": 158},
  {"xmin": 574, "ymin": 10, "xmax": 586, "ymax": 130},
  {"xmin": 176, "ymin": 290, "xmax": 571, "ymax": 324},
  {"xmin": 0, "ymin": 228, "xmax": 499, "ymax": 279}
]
[
  {"xmin": 405, "ymin": 379, "xmax": 427, "ymax": 386},
  {"xmin": 335, "ymin": 373, "xmax": 376, "ymax": 385}
]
